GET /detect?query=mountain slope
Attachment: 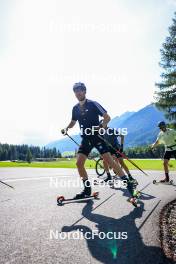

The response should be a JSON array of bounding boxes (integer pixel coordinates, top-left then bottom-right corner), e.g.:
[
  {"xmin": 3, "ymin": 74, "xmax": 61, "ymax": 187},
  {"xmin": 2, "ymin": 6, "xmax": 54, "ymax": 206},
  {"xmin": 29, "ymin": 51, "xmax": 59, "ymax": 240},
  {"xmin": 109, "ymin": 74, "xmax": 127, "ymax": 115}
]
[
  {"xmin": 46, "ymin": 134, "xmax": 82, "ymax": 153},
  {"xmin": 109, "ymin": 111, "xmax": 135, "ymax": 128},
  {"xmin": 116, "ymin": 104, "xmax": 167, "ymax": 147}
]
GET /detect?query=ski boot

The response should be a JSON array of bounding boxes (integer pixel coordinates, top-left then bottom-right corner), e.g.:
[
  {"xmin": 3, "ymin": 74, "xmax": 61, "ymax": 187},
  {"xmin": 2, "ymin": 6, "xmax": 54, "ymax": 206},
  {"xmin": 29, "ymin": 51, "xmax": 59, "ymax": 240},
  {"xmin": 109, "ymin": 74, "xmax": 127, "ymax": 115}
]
[
  {"xmin": 128, "ymin": 174, "xmax": 138, "ymax": 187},
  {"xmin": 104, "ymin": 173, "xmax": 112, "ymax": 183},
  {"xmin": 74, "ymin": 179, "xmax": 91, "ymax": 199},
  {"xmin": 160, "ymin": 178, "xmax": 169, "ymax": 183}
]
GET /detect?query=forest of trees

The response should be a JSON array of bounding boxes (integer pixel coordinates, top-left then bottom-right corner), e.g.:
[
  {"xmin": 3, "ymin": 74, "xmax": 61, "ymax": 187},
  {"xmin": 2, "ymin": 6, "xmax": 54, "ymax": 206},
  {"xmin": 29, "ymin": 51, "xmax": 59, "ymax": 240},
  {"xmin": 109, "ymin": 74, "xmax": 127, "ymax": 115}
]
[
  {"xmin": 87, "ymin": 145, "xmax": 165, "ymax": 159},
  {"xmin": 0, "ymin": 143, "xmax": 166, "ymax": 161},
  {"xmin": 0, "ymin": 143, "xmax": 61, "ymax": 162},
  {"xmin": 125, "ymin": 145, "xmax": 165, "ymax": 159}
]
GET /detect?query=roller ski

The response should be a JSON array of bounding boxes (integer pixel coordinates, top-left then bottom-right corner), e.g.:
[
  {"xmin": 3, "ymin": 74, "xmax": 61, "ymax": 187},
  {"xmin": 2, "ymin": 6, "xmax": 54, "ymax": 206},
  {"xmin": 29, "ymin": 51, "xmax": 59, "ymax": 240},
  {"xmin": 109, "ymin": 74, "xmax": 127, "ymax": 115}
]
[
  {"xmin": 127, "ymin": 189, "xmax": 141, "ymax": 207},
  {"xmin": 153, "ymin": 179, "xmax": 174, "ymax": 186},
  {"xmin": 57, "ymin": 191, "xmax": 99, "ymax": 206},
  {"xmin": 125, "ymin": 178, "xmax": 141, "ymax": 207},
  {"xmin": 57, "ymin": 178, "xmax": 99, "ymax": 206}
]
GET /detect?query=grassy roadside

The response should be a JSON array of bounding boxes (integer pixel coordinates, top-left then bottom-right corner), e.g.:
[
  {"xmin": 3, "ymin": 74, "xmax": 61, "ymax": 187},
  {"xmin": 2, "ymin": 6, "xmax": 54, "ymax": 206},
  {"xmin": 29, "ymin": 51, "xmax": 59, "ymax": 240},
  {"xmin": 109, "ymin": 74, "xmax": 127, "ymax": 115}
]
[{"xmin": 0, "ymin": 159, "xmax": 175, "ymax": 170}]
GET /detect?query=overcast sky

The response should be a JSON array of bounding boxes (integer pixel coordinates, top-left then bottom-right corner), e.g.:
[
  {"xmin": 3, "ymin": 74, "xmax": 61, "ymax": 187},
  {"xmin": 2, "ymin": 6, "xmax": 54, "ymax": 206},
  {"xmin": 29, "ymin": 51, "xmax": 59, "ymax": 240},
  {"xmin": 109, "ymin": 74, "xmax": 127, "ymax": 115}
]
[{"xmin": 0, "ymin": 0, "xmax": 175, "ymax": 146}]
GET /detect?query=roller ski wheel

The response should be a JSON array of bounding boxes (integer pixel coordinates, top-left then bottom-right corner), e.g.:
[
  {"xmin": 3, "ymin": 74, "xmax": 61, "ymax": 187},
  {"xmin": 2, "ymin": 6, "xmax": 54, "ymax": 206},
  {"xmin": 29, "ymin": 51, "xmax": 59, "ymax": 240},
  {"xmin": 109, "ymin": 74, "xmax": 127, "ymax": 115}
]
[
  {"xmin": 92, "ymin": 191, "xmax": 99, "ymax": 198},
  {"xmin": 57, "ymin": 195, "xmax": 65, "ymax": 206},
  {"xmin": 127, "ymin": 197, "xmax": 138, "ymax": 207}
]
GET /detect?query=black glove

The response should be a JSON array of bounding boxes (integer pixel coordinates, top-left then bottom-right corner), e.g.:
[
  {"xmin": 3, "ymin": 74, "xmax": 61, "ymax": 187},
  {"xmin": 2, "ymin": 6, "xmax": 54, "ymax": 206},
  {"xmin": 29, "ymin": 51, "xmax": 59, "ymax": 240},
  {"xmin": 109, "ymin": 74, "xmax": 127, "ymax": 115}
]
[{"xmin": 61, "ymin": 128, "xmax": 68, "ymax": 135}]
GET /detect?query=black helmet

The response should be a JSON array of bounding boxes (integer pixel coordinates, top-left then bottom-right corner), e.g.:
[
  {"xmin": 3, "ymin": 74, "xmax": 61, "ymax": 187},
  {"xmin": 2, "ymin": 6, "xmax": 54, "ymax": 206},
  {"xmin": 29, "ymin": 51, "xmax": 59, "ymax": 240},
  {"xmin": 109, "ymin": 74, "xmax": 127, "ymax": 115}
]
[
  {"xmin": 73, "ymin": 82, "xmax": 86, "ymax": 92},
  {"xmin": 158, "ymin": 121, "xmax": 166, "ymax": 128}
]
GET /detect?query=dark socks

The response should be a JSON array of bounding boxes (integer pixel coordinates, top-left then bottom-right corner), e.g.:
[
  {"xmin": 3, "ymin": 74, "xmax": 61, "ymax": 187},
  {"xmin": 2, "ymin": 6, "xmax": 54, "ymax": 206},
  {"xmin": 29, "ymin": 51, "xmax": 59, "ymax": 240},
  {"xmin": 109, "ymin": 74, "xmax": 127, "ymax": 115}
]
[
  {"xmin": 83, "ymin": 178, "xmax": 91, "ymax": 187},
  {"xmin": 83, "ymin": 179, "xmax": 91, "ymax": 194},
  {"xmin": 128, "ymin": 173, "xmax": 134, "ymax": 180},
  {"xmin": 107, "ymin": 172, "xmax": 111, "ymax": 178},
  {"xmin": 104, "ymin": 172, "xmax": 112, "ymax": 182},
  {"xmin": 165, "ymin": 173, "xmax": 169, "ymax": 181}
]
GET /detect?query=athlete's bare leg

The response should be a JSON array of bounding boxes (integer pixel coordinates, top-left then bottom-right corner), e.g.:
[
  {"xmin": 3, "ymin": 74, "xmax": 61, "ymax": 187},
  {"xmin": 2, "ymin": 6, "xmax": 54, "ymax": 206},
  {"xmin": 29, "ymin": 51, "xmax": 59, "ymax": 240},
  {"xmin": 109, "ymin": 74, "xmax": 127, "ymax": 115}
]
[
  {"xmin": 161, "ymin": 159, "xmax": 169, "ymax": 182},
  {"xmin": 76, "ymin": 153, "xmax": 88, "ymax": 180},
  {"xmin": 103, "ymin": 159, "xmax": 110, "ymax": 173},
  {"xmin": 102, "ymin": 152, "xmax": 125, "ymax": 176},
  {"xmin": 116, "ymin": 157, "xmax": 130, "ymax": 175}
]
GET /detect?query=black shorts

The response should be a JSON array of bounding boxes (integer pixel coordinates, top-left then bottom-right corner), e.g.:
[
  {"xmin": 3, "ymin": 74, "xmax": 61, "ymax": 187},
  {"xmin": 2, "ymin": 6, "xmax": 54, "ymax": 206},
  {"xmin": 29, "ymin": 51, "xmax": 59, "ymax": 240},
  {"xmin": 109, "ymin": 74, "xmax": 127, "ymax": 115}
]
[
  {"xmin": 108, "ymin": 146, "xmax": 122, "ymax": 159},
  {"xmin": 78, "ymin": 135, "xmax": 109, "ymax": 157},
  {"xmin": 164, "ymin": 150, "xmax": 176, "ymax": 160}
]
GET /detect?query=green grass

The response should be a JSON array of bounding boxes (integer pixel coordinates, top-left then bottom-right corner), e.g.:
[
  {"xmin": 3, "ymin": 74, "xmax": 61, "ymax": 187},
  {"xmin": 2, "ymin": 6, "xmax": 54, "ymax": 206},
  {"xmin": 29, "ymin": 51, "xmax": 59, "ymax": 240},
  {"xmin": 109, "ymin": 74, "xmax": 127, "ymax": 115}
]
[
  {"xmin": 124, "ymin": 159, "xmax": 175, "ymax": 171},
  {"xmin": 0, "ymin": 159, "xmax": 93, "ymax": 168},
  {"xmin": 0, "ymin": 158, "xmax": 175, "ymax": 170}
]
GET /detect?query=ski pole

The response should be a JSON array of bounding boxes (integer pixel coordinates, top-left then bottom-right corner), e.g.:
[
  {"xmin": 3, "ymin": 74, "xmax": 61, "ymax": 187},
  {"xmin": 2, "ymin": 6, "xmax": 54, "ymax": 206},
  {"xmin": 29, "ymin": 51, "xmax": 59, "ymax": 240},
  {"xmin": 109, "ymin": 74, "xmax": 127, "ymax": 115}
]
[
  {"xmin": 98, "ymin": 134, "xmax": 149, "ymax": 176},
  {"xmin": 0, "ymin": 180, "xmax": 14, "ymax": 189},
  {"xmin": 65, "ymin": 133, "xmax": 80, "ymax": 147}
]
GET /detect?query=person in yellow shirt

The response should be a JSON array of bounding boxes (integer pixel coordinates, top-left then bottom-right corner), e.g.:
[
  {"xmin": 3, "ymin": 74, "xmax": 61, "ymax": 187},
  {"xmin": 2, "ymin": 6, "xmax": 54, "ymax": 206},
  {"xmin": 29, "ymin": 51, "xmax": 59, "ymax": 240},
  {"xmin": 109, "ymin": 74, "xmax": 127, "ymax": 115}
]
[{"xmin": 151, "ymin": 121, "xmax": 176, "ymax": 182}]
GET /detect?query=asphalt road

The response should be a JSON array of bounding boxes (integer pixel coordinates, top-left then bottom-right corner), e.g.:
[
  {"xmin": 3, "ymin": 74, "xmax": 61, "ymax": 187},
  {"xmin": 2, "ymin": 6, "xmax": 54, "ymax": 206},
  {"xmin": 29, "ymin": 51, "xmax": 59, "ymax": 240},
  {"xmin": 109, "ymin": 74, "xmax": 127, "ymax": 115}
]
[{"xmin": 0, "ymin": 168, "xmax": 176, "ymax": 264}]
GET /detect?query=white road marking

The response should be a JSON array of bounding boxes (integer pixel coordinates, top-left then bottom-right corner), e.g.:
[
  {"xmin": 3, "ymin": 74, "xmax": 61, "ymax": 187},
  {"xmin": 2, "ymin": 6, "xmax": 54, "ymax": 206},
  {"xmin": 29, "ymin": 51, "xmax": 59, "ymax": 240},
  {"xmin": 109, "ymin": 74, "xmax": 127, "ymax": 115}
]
[{"xmin": 3, "ymin": 175, "xmax": 75, "ymax": 182}]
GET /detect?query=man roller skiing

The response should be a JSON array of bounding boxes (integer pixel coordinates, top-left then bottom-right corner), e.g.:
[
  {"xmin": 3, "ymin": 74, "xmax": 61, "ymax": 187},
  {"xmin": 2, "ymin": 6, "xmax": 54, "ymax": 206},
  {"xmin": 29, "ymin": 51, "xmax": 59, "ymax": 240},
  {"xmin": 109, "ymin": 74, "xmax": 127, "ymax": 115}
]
[
  {"xmin": 151, "ymin": 121, "xmax": 176, "ymax": 182},
  {"xmin": 61, "ymin": 82, "xmax": 137, "ymax": 202}
]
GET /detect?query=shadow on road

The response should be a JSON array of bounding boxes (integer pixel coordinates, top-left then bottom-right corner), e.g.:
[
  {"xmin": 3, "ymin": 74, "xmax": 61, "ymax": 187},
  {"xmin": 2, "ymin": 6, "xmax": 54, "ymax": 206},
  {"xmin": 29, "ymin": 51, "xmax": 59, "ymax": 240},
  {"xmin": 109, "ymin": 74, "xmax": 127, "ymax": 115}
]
[{"xmin": 61, "ymin": 199, "xmax": 172, "ymax": 264}]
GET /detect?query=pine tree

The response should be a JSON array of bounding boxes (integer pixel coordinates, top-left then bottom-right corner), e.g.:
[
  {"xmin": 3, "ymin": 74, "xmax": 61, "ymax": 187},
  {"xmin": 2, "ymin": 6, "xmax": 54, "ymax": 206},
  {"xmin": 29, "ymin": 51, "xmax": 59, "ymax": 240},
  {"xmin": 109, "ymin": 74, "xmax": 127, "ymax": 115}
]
[
  {"xmin": 155, "ymin": 12, "xmax": 176, "ymax": 122},
  {"xmin": 26, "ymin": 149, "xmax": 32, "ymax": 163}
]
